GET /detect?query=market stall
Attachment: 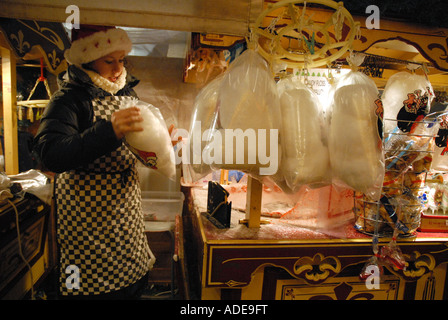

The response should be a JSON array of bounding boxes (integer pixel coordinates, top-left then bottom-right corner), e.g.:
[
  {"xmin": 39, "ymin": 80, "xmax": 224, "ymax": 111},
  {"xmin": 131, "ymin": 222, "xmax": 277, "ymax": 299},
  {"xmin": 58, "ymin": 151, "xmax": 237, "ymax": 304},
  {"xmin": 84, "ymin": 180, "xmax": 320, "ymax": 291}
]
[
  {"xmin": 181, "ymin": 182, "xmax": 448, "ymax": 300},
  {"xmin": 180, "ymin": 0, "xmax": 448, "ymax": 300},
  {"xmin": 0, "ymin": 0, "xmax": 447, "ymax": 301}
]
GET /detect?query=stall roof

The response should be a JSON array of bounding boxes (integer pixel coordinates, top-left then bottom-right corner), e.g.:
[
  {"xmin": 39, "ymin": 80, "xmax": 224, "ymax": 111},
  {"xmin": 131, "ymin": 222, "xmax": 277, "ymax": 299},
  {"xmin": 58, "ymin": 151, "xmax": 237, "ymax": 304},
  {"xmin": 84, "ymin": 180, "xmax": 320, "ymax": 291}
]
[
  {"xmin": 0, "ymin": 0, "xmax": 263, "ymax": 36},
  {"xmin": 2, "ymin": 0, "xmax": 448, "ymax": 87}
]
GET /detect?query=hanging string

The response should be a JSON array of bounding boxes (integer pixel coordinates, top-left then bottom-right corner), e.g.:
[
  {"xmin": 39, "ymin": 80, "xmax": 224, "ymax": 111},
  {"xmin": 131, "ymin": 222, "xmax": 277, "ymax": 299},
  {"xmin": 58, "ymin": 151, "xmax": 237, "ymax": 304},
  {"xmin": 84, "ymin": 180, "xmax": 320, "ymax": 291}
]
[
  {"xmin": 20, "ymin": 58, "xmax": 52, "ymax": 123},
  {"xmin": 26, "ymin": 58, "xmax": 51, "ymax": 101}
]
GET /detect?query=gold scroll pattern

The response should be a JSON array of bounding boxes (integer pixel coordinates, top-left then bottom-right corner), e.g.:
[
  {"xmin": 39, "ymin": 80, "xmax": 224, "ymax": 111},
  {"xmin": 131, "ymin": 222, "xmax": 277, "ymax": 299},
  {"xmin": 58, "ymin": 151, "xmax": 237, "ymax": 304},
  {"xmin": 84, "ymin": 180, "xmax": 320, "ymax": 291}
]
[{"xmin": 293, "ymin": 253, "xmax": 341, "ymax": 284}]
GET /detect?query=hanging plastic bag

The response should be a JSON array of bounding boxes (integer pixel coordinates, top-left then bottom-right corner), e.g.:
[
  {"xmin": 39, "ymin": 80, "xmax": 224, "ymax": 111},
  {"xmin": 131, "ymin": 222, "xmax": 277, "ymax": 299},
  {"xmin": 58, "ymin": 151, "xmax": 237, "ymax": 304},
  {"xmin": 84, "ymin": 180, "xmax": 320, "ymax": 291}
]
[
  {"xmin": 382, "ymin": 71, "xmax": 433, "ymax": 137},
  {"xmin": 277, "ymin": 76, "xmax": 330, "ymax": 191},
  {"xmin": 182, "ymin": 76, "xmax": 222, "ymax": 183},
  {"xmin": 204, "ymin": 49, "xmax": 281, "ymax": 176},
  {"xmin": 327, "ymin": 65, "xmax": 385, "ymax": 200},
  {"xmin": 382, "ymin": 71, "xmax": 436, "ymax": 181},
  {"xmin": 384, "ymin": 113, "xmax": 439, "ymax": 182},
  {"xmin": 123, "ymin": 98, "xmax": 176, "ymax": 180}
]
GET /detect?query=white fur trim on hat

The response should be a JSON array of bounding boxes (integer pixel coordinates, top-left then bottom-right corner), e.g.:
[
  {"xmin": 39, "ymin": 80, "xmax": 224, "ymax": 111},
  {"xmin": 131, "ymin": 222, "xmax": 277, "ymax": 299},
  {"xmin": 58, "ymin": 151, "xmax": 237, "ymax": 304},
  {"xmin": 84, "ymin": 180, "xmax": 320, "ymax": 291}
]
[{"xmin": 64, "ymin": 28, "xmax": 132, "ymax": 66}]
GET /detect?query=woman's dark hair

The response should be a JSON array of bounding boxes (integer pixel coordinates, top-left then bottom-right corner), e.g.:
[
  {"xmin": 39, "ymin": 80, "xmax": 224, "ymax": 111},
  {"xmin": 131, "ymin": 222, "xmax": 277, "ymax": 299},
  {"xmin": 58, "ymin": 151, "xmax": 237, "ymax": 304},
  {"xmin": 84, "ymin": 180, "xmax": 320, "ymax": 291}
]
[{"xmin": 81, "ymin": 61, "xmax": 96, "ymax": 72}]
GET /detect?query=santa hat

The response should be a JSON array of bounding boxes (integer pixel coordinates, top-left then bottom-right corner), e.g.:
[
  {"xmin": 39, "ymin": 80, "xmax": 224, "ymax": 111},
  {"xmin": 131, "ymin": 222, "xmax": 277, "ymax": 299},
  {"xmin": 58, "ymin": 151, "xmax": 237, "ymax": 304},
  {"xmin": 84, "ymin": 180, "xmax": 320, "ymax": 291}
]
[{"xmin": 64, "ymin": 25, "xmax": 132, "ymax": 66}]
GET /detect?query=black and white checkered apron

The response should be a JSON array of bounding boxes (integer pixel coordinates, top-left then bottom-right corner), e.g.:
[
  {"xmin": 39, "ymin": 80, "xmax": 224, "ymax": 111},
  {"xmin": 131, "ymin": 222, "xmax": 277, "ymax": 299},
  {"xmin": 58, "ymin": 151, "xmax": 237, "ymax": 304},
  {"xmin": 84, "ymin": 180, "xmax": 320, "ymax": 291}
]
[{"xmin": 56, "ymin": 96, "xmax": 153, "ymax": 296}]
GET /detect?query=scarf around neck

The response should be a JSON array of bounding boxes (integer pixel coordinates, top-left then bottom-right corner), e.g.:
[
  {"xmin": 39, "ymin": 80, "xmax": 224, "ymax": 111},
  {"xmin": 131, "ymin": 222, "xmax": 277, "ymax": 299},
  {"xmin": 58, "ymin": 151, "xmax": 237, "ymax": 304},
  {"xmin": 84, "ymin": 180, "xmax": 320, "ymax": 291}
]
[{"xmin": 80, "ymin": 66, "xmax": 127, "ymax": 95}]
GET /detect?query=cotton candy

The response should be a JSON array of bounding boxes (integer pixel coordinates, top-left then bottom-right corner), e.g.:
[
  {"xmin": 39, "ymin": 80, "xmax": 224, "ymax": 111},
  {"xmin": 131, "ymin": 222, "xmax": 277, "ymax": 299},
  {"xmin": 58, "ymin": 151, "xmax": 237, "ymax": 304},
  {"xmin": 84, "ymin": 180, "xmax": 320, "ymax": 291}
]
[
  {"xmin": 218, "ymin": 49, "xmax": 280, "ymax": 132},
  {"xmin": 382, "ymin": 71, "xmax": 433, "ymax": 136},
  {"xmin": 182, "ymin": 76, "xmax": 222, "ymax": 183},
  {"xmin": 205, "ymin": 49, "xmax": 281, "ymax": 175},
  {"xmin": 124, "ymin": 100, "xmax": 176, "ymax": 180},
  {"xmin": 328, "ymin": 72, "xmax": 384, "ymax": 200},
  {"xmin": 277, "ymin": 77, "xmax": 330, "ymax": 191}
]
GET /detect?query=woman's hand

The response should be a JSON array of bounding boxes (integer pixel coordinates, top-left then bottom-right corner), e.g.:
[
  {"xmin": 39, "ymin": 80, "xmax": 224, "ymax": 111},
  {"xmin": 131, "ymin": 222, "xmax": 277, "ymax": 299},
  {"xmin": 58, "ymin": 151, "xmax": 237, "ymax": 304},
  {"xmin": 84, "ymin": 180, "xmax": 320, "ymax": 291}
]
[{"xmin": 111, "ymin": 107, "xmax": 143, "ymax": 140}]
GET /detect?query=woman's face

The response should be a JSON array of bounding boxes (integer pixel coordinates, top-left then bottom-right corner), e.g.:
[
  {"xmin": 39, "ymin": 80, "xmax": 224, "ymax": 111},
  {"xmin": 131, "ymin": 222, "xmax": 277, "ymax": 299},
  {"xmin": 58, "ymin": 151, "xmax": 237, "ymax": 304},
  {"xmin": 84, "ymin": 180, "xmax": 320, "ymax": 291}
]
[{"xmin": 91, "ymin": 50, "xmax": 125, "ymax": 82}]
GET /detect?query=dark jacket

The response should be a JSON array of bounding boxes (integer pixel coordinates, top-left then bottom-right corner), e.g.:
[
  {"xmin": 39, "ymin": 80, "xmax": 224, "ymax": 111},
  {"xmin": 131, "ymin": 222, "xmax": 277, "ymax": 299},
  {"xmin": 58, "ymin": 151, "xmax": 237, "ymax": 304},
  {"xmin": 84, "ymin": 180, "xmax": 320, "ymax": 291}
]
[{"xmin": 34, "ymin": 65, "xmax": 139, "ymax": 173}]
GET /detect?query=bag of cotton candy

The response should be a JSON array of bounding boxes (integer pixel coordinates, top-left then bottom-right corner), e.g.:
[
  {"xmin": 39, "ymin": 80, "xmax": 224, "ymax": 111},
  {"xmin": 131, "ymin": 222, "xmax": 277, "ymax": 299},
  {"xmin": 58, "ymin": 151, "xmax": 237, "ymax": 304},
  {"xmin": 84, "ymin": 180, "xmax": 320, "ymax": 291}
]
[
  {"xmin": 328, "ymin": 70, "xmax": 385, "ymax": 200},
  {"xmin": 122, "ymin": 98, "xmax": 176, "ymax": 180},
  {"xmin": 382, "ymin": 71, "xmax": 433, "ymax": 136},
  {"xmin": 204, "ymin": 49, "xmax": 281, "ymax": 176},
  {"xmin": 276, "ymin": 76, "xmax": 330, "ymax": 192},
  {"xmin": 182, "ymin": 75, "xmax": 222, "ymax": 183}
]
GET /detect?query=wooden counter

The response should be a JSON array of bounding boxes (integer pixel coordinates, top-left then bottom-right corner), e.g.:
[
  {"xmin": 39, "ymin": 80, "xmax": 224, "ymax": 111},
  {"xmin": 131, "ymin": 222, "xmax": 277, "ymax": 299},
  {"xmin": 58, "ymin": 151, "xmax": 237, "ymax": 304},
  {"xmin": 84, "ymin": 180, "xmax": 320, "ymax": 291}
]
[{"xmin": 182, "ymin": 186, "xmax": 448, "ymax": 300}]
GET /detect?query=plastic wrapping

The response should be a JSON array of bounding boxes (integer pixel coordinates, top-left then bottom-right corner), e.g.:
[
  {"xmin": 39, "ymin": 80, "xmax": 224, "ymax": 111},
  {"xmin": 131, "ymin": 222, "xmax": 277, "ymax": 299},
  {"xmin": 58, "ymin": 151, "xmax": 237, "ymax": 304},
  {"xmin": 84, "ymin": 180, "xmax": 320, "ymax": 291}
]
[
  {"xmin": 203, "ymin": 49, "xmax": 281, "ymax": 176},
  {"xmin": 182, "ymin": 76, "xmax": 222, "ymax": 183},
  {"xmin": 8, "ymin": 169, "xmax": 53, "ymax": 205},
  {"xmin": 328, "ymin": 70, "xmax": 385, "ymax": 200},
  {"xmin": 425, "ymin": 182, "xmax": 443, "ymax": 214},
  {"xmin": 276, "ymin": 76, "xmax": 330, "ymax": 191},
  {"xmin": 355, "ymin": 189, "xmax": 424, "ymax": 236},
  {"xmin": 382, "ymin": 71, "xmax": 433, "ymax": 136},
  {"xmin": 217, "ymin": 49, "xmax": 280, "ymax": 132},
  {"xmin": 123, "ymin": 99, "xmax": 176, "ymax": 180},
  {"xmin": 441, "ymin": 183, "xmax": 448, "ymax": 213},
  {"xmin": 431, "ymin": 113, "xmax": 448, "ymax": 172},
  {"xmin": 382, "ymin": 71, "xmax": 435, "ymax": 180},
  {"xmin": 0, "ymin": 172, "xmax": 13, "ymax": 202},
  {"xmin": 352, "ymin": 69, "xmax": 439, "ymax": 237},
  {"xmin": 380, "ymin": 239, "xmax": 406, "ymax": 270},
  {"xmin": 383, "ymin": 116, "xmax": 438, "ymax": 181},
  {"xmin": 357, "ymin": 73, "xmax": 439, "ymax": 236}
]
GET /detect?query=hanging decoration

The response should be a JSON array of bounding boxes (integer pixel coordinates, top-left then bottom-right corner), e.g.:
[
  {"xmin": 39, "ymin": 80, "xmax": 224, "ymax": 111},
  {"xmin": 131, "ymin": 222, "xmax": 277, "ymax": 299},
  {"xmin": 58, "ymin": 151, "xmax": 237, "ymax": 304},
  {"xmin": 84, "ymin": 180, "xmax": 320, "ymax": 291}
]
[
  {"xmin": 250, "ymin": 0, "xmax": 360, "ymax": 69},
  {"xmin": 17, "ymin": 58, "xmax": 51, "ymax": 124}
]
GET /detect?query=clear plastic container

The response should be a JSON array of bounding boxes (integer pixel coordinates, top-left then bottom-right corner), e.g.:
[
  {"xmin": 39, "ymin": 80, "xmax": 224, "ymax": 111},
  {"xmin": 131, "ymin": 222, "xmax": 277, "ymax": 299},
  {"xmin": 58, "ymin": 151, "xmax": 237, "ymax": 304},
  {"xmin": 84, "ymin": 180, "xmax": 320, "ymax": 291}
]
[{"xmin": 141, "ymin": 191, "xmax": 185, "ymax": 222}]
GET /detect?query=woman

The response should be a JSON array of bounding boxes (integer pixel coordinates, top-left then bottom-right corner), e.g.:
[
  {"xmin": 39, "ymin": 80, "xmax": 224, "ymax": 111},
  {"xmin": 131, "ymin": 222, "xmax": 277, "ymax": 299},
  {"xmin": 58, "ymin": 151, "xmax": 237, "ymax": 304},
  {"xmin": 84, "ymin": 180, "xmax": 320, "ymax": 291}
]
[{"xmin": 34, "ymin": 25, "xmax": 155, "ymax": 299}]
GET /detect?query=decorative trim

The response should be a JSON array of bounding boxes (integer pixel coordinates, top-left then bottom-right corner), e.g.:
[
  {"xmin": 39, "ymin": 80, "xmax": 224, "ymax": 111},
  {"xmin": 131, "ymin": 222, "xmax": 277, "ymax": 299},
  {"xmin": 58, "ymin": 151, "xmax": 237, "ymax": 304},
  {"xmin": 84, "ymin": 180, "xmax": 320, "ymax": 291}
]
[{"xmin": 294, "ymin": 253, "xmax": 341, "ymax": 284}]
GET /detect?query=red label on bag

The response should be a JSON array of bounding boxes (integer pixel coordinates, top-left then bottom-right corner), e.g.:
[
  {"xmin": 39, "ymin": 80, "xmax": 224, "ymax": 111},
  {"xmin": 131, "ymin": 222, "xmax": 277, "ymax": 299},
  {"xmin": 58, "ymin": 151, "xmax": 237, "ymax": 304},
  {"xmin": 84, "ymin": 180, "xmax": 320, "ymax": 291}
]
[
  {"xmin": 137, "ymin": 150, "xmax": 158, "ymax": 169},
  {"xmin": 126, "ymin": 142, "xmax": 158, "ymax": 169}
]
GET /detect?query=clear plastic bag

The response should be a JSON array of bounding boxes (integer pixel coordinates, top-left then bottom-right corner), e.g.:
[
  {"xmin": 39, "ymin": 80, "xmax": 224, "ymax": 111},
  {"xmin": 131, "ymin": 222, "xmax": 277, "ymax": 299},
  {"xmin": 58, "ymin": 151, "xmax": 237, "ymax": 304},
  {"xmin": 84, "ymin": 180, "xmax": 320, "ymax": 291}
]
[
  {"xmin": 382, "ymin": 71, "xmax": 433, "ymax": 137},
  {"xmin": 328, "ymin": 70, "xmax": 385, "ymax": 200},
  {"xmin": 384, "ymin": 122, "xmax": 438, "ymax": 180},
  {"xmin": 203, "ymin": 49, "xmax": 281, "ymax": 176},
  {"xmin": 182, "ymin": 76, "xmax": 222, "ymax": 183},
  {"xmin": 123, "ymin": 98, "xmax": 176, "ymax": 180},
  {"xmin": 277, "ymin": 76, "xmax": 330, "ymax": 192},
  {"xmin": 217, "ymin": 49, "xmax": 280, "ymax": 132}
]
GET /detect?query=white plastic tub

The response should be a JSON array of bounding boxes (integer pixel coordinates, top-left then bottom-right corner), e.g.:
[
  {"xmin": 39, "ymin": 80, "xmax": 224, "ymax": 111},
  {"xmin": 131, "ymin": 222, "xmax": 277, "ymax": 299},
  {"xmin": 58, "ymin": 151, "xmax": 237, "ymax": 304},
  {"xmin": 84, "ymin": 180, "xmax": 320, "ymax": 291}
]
[{"xmin": 141, "ymin": 191, "xmax": 185, "ymax": 222}]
